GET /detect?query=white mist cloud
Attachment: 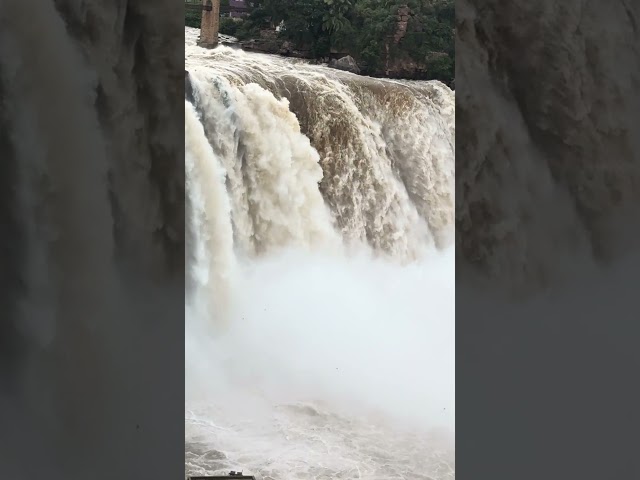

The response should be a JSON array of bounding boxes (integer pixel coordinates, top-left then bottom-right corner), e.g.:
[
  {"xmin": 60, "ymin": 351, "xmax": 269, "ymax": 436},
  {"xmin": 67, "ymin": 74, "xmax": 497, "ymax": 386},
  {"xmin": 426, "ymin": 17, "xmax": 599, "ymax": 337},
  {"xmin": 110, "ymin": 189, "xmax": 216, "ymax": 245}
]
[{"xmin": 186, "ymin": 247, "xmax": 455, "ymax": 433}]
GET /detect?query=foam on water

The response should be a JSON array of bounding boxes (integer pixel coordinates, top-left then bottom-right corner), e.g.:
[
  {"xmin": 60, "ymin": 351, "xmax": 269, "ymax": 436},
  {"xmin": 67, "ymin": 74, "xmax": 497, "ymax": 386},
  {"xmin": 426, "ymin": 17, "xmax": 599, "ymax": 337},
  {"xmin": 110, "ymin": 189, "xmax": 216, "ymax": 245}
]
[{"xmin": 185, "ymin": 27, "xmax": 455, "ymax": 479}]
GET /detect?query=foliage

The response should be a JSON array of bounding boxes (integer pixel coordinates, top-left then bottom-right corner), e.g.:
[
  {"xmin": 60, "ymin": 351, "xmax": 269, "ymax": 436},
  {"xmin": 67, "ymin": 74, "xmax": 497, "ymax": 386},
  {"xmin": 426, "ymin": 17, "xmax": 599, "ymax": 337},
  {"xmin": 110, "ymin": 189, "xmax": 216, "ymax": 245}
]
[
  {"xmin": 322, "ymin": 0, "xmax": 353, "ymax": 35},
  {"xmin": 244, "ymin": 0, "xmax": 333, "ymax": 56},
  {"xmin": 396, "ymin": 1, "xmax": 455, "ymax": 82},
  {"xmin": 219, "ymin": 17, "xmax": 239, "ymax": 36},
  {"xmin": 185, "ymin": 10, "xmax": 201, "ymax": 29},
  {"xmin": 185, "ymin": 9, "xmax": 242, "ymax": 37},
  {"xmin": 340, "ymin": 0, "xmax": 397, "ymax": 70},
  {"xmin": 185, "ymin": 0, "xmax": 455, "ymax": 83},
  {"xmin": 234, "ymin": 20, "xmax": 262, "ymax": 41}
]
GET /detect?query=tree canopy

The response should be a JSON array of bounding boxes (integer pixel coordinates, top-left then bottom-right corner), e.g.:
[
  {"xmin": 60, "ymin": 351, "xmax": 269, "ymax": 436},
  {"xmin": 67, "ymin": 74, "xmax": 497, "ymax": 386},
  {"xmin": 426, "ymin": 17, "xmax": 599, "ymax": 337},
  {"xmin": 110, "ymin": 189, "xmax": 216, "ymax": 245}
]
[
  {"xmin": 187, "ymin": 0, "xmax": 455, "ymax": 84},
  {"xmin": 242, "ymin": 0, "xmax": 454, "ymax": 83}
]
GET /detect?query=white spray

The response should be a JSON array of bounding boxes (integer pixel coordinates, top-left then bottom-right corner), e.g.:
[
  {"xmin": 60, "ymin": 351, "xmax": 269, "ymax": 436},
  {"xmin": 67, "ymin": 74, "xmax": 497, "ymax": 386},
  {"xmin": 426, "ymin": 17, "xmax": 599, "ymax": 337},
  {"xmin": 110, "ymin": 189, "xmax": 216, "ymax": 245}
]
[{"xmin": 185, "ymin": 27, "xmax": 455, "ymax": 479}]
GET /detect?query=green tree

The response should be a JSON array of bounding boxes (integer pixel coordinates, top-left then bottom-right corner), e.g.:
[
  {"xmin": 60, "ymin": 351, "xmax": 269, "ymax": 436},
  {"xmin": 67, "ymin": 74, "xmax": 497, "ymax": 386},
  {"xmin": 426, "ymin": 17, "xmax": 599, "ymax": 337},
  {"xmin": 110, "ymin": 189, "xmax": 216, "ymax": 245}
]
[
  {"xmin": 185, "ymin": 10, "xmax": 201, "ymax": 28},
  {"xmin": 322, "ymin": 0, "xmax": 353, "ymax": 42},
  {"xmin": 232, "ymin": 0, "xmax": 455, "ymax": 84}
]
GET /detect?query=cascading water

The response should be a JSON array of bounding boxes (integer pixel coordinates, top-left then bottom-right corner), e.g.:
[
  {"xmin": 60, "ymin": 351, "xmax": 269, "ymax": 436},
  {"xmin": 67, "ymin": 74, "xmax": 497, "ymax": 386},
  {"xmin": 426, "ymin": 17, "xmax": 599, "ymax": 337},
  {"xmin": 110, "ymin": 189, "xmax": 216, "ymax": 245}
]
[{"xmin": 185, "ymin": 28, "xmax": 455, "ymax": 479}]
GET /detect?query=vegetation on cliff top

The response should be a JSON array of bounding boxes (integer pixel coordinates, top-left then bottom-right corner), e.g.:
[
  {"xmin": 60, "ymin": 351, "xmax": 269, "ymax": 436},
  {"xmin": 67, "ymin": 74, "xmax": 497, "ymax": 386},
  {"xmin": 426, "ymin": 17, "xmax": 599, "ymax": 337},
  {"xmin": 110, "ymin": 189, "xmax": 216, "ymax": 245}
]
[{"xmin": 187, "ymin": 0, "xmax": 454, "ymax": 84}]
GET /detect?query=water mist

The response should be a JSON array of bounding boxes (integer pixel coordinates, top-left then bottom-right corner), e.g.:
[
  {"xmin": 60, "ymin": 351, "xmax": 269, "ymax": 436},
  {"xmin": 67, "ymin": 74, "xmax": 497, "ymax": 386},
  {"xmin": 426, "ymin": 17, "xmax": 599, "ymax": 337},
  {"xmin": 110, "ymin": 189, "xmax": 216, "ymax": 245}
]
[{"xmin": 185, "ymin": 27, "xmax": 455, "ymax": 479}]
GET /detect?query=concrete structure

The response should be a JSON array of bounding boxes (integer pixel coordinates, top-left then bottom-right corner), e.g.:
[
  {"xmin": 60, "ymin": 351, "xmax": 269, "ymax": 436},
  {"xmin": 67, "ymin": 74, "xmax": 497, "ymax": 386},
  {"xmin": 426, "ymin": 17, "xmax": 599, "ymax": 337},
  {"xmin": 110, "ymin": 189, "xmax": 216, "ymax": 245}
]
[
  {"xmin": 227, "ymin": 0, "xmax": 249, "ymax": 18},
  {"xmin": 198, "ymin": 0, "xmax": 220, "ymax": 49}
]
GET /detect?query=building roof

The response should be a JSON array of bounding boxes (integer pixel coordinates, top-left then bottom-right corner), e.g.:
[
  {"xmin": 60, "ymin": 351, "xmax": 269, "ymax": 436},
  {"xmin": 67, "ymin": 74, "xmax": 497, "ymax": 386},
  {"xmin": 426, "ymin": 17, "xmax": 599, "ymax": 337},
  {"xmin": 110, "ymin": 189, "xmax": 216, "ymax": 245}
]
[{"xmin": 229, "ymin": 0, "xmax": 248, "ymax": 9}]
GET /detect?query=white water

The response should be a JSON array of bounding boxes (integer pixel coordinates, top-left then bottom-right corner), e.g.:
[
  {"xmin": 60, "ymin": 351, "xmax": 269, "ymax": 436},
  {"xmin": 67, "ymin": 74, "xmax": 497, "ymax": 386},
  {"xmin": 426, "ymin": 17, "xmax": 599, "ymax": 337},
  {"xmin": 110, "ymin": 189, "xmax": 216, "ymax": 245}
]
[{"xmin": 185, "ymin": 27, "xmax": 455, "ymax": 479}]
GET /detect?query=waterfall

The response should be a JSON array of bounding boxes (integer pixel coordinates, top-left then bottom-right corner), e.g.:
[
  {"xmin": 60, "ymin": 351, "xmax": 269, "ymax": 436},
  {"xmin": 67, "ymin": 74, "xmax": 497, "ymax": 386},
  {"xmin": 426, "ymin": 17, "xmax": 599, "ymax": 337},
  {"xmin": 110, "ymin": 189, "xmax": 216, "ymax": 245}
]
[
  {"xmin": 185, "ymin": 27, "xmax": 455, "ymax": 479},
  {"xmin": 186, "ymin": 28, "xmax": 454, "ymax": 261}
]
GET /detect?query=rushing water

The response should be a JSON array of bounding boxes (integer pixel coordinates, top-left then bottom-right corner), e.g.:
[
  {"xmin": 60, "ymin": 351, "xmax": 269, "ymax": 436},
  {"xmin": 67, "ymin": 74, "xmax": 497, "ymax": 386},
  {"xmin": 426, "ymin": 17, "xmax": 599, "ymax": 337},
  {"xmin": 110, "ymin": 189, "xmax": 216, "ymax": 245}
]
[{"xmin": 185, "ymin": 28, "xmax": 455, "ymax": 479}]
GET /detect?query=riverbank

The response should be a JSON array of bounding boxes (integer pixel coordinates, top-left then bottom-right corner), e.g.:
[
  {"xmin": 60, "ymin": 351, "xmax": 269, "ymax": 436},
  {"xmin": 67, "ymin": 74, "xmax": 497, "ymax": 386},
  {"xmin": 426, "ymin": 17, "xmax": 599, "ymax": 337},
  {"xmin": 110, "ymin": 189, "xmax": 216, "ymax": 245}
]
[{"xmin": 186, "ymin": 1, "xmax": 454, "ymax": 86}]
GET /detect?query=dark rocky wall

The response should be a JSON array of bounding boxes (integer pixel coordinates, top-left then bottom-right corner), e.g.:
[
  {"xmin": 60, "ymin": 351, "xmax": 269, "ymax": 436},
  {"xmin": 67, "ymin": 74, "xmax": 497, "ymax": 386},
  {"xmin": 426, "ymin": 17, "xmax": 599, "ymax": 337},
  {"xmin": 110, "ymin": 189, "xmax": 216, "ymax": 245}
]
[{"xmin": 456, "ymin": 0, "xmax": 640, "ymax": 291}]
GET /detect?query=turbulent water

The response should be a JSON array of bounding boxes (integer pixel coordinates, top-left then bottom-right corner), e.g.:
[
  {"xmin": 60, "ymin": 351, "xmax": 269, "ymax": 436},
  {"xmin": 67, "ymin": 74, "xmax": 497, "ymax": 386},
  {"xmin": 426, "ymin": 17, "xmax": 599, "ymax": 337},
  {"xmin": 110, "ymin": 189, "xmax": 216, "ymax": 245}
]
[{"xmin": 185, "ymin": 27, "xmax": 455, "ymax": 479}]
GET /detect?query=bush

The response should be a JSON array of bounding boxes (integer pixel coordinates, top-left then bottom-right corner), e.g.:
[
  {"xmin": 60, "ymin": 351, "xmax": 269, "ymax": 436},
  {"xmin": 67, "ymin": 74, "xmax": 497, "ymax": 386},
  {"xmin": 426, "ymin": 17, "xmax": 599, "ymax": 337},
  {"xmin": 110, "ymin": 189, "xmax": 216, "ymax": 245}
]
[
  {"xmin": 219, "ymin": 17, "xmax": 239, "ymax": 36},
  {"xmin": 185, "ymin": 11, "xmax": 201, "ymax": 29},
  {"xmin": 185, "ymin": 12, "xmax": 241, "ymax": 38},
  {"xmin": 425, "ymin": 53, "xmax": 454, "ymax": 83},
  {"xmin": 235, "ymin": 20, "xmax": 262, "ymax": 41},
  {"xmin": 208, "ymin": 0, "xmax": 455, "ymax": 83}
]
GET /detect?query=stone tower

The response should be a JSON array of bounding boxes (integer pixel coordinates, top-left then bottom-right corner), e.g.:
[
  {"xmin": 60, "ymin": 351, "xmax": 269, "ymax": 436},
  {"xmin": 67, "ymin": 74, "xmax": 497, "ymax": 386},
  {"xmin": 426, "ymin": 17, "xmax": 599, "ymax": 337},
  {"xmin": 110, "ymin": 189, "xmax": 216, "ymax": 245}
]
[{"xmin": 198, "ymin": 0, "xmax": 220, "ymax": 48}]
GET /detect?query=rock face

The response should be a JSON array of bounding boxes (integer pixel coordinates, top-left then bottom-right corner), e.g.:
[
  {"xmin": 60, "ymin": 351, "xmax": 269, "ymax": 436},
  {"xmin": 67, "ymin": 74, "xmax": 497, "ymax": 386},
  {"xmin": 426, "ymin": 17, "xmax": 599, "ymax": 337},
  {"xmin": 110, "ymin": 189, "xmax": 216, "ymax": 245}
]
[
  {"xmin": 279, "ymin": 40, "xmax": 294, "ymax": 55},
  {"xmin": 330, "ymin": 55, "xmax": 361, "ymax": 74},
  {"xmin": 383, "ymin": 54, "xmax": 426, "ymax": 80},
  {"xmin": 241, "ymin": 30, "xmax": 310, "ymax": 58},
  {"xmin": 394, "ymin": 5, "xmax": 411, "ymax": 44},
  {"xmin": 456, "ymin": 0, "xmax": 640, "ymax": 291},
  {"xmin": 381, "ymin": 5, "xmax": 444, "ymax": 82},
  {"xmin": 240, "ymin": 29, "xmax": 280, "ymax": 54}
]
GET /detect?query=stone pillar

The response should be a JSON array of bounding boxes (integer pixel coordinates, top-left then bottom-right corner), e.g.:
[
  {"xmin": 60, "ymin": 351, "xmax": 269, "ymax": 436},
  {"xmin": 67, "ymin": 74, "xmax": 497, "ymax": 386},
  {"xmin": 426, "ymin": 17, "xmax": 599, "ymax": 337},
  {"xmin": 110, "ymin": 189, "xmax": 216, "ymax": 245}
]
[{"xmin": 198, "ymin": 0, "xmax": 220, "ymax": 49}]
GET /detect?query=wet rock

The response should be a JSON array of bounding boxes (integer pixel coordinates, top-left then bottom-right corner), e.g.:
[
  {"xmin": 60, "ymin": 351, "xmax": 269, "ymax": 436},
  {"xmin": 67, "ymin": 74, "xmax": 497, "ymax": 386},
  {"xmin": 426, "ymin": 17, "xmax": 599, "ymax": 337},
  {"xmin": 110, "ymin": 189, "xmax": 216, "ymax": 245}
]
[
  {"xmin": 279, "ymin": 40, "xmax": 293, "ymax": 55},
  {"xmin": 329, "ymin": 55, "xmax": 361, "ymax": 74},
  {"xmin": 185, "ymin": 70, "xmax": 194, "ymax": 103}
]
